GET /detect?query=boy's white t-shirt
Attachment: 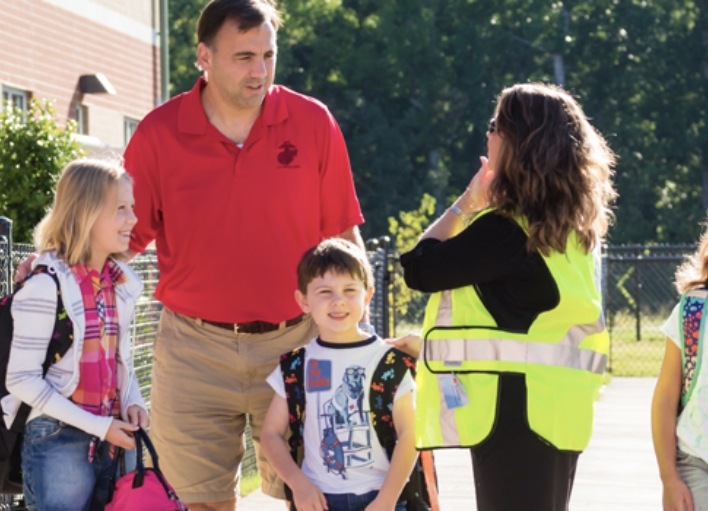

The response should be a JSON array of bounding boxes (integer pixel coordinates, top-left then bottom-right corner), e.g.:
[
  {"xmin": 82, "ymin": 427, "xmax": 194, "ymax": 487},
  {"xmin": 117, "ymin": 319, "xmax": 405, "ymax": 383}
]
[{"xmin": 267, "ymin": 336, "xmax": 415, "ymax": 495}]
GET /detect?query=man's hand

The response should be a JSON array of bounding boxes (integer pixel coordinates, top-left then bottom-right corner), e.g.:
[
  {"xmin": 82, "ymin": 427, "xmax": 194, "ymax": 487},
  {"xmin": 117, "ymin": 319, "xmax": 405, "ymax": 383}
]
[
  {"xmin": 126, "ymin": 404, "xmax": 150, "ymax": 429},
  {"xmin": 14, "ymin": 253, "xmax": 37, "ymax": 283},
  {"xmin": 114, "ymin": 249, "xmax": 139, "ymax": 264}
]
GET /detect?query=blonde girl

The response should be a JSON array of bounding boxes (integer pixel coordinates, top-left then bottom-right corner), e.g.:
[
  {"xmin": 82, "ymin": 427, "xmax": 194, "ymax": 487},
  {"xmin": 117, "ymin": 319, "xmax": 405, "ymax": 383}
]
[
  {"xmin": 653, "ymin": 224, "xmax": 708, "ymax": 511},
  {"xmin": 3, "ymin": 159, "xmax": 148, "ymax": 511}
]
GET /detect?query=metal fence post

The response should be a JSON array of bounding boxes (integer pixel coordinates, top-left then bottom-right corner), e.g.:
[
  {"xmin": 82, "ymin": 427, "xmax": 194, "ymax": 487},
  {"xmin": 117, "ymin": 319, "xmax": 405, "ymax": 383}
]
[
  {"xmin": 378, "ymin": 236, "xmax": 391, "ymax": 338},
  {"xmin": 0, "ymin": 217, "xmax": 12, "ymax": 294},
  {"xmin": 601, "ymin": 244, "xmax": 612, "ymax": 372},
  {"xmin": 365, "ymin": 237, "xmax": 384, "ymax": 336},
  {"xmin": 635, "ymin": 248, "xmax": 642, "ymax": 342}
]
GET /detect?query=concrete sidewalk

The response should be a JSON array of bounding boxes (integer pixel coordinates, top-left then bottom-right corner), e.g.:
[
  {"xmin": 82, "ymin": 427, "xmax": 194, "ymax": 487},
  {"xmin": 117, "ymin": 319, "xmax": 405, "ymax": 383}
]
[{"xmin": 238, "ymin": 377, "xmax": 662, "ymax": 510}]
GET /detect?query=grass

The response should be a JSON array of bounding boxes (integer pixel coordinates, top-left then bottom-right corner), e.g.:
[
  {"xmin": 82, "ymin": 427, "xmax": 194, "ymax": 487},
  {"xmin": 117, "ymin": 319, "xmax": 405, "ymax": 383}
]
[
  {"xmin": 607, "ymin": 308, "xmax": 670, "ymax": 377},
  {"xmin": 240, "ymin": 471, "xmax": 262, "ymax": 497},
  {"xmin": 607, "ymin": 337, "xmax": 664, "ymax": 377}
]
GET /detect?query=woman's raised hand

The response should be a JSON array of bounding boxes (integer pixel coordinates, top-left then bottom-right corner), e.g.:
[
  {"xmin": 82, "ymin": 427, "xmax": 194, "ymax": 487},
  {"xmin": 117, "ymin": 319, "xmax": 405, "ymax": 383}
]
[{"xmin": 454, "ymin": 156, "xmax": 495, "ymax": 215}]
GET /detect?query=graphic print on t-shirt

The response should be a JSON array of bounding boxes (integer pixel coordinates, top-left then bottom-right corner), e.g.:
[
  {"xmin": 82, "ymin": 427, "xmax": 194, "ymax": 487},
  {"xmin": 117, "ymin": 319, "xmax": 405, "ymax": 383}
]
[{"xmin": 307, "ymin": 358, "xmax": 373, "ymax": 479}]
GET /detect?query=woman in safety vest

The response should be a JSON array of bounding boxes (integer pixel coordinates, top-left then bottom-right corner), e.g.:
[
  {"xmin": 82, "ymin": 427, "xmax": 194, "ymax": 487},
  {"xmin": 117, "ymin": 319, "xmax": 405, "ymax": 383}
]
[{"xmin": 392, "ymin": 83, "xmax": 617, "ymax": 511}]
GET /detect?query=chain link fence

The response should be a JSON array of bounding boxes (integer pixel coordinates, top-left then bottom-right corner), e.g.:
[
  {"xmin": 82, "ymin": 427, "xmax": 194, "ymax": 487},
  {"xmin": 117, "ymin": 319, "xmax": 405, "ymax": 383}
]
[{"xmin": 603, "ymin": 244, "xmax": 696, "ymax": 376}]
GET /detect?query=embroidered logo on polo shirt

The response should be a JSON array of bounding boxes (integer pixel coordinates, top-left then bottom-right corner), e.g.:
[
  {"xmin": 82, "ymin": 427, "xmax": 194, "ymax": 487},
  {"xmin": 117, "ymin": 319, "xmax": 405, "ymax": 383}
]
[{"xmin": 277, "ymin": 141, "xmax": 300, "ymax": 168}]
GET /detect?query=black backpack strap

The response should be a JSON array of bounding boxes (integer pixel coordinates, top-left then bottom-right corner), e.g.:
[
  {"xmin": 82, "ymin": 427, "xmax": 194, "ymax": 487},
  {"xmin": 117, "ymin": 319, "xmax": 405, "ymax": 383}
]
[
  {"xmin": 10, "ymin": 265, "xmax": 73, "ymax": 433},
  {"xmin": 369, "ymin": 348, "xmax": 431, "ymax": 511},
  {"xmin": 369, "ymin": 348, "xmax": 415, "ymax": 459},
  {"xmin": 279, "ymin": 348, "xmax": 306, "ymax": 504}
]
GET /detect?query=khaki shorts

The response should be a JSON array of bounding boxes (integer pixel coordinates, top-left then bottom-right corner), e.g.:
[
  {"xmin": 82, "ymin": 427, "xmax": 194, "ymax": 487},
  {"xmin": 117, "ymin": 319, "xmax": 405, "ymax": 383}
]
[{"xmin": 149, "ymin": 308, "xmax": 318, "ymax": 504}]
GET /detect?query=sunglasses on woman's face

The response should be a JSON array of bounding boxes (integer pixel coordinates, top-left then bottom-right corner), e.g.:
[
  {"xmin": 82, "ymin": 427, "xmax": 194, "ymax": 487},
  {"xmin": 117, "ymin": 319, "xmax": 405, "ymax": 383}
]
[{"xmin": 487, "ymin": 117, "xmax": 497, "ymax": 134}]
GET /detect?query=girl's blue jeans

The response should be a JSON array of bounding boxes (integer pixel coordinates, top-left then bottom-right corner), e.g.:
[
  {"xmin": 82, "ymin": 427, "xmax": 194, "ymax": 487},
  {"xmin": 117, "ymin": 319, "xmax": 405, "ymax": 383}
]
[
  {"xmin": 21, "ymin": 416, "xmax": 135, "ymax": 511},
  {"xmin": 323, "ymin": 490, "xmax": 407, "ymax": 511}
]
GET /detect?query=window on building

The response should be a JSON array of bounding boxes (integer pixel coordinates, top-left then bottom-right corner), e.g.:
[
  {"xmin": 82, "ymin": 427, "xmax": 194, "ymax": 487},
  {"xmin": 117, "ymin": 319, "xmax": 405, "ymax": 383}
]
[
  {"xmin": 124, "ymin": 117, "xmax": 139, "ymax": 145},
  {"xmin": 1, "ymin": 86, "xmax": 29, "ymax": 112},
  {"xmin": 75, "ymin": 104, "xmax": 89, "ymax": 135}
]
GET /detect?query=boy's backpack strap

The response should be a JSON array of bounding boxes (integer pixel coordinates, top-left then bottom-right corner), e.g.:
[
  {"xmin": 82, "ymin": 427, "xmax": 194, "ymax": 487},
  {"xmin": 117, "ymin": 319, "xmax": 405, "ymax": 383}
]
[
  {"xmin": 9, "ymin": 265, "xmax": 73, "ymax": 433},
  {"xmin": 369, "ymin": 348, "xmax": 432, "ymax": 511},
  {"xmin": 279, "ymin": 347, "xmax": 306, "ymax": 504},
  {"xmin": 369, "ymin": 348, "xmax": 415, "ymax": 460}
]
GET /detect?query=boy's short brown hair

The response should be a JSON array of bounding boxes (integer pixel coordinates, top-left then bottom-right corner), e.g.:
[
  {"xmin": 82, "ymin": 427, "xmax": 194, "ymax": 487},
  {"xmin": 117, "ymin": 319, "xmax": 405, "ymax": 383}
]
[{"xmin": 297, "ymin": 239, "xmax": 373, "ymax": 293}]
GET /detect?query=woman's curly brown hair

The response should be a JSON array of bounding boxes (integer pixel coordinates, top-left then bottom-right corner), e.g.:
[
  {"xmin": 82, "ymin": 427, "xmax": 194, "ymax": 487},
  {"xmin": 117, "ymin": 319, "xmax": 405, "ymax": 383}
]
[{"xmin": 490, "ymin": 83, "xmax": 617, "ymax": 255}]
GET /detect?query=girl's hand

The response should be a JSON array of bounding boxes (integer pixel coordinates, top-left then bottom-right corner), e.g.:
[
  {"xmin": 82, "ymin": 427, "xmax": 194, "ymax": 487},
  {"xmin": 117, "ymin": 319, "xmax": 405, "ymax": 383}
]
[
  {"xmin": 662, "ymin": 477, "xmax": 694, "ymax": 511},
  {"xmin": 106, "ymin": 419, "xmax": 138, "ymax": 450},
  {"xmin": 384, "ymin": 334, "xmax": 421, "ymax": 359},
  {"xmin": 126, "ymin": 404, "xmax": 150, "ymax": 429},
  {"xmin": 292, "ymin": 479, "xmax": 328, "ymax": 511}
]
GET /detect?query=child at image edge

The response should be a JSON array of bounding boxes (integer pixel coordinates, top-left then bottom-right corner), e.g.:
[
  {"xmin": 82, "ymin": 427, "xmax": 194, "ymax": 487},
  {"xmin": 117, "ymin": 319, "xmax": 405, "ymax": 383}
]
[
  {"xmin": 261, "ymin": 239, "xmax": 418, "ymax": 511},
  {"xmin": 3, "ymin": 160, "xmax": 149, "ymax": 511},
  {"xmin": 653, "ymin": 221, "xmax": 708, "ymax": 511}
]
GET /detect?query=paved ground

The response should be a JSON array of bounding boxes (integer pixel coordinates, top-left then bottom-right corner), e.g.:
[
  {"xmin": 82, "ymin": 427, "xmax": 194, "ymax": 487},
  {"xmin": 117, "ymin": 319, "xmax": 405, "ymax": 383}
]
[{"xmin": 238, "ymin": 377, "xmax": 662, "ymax": 510}]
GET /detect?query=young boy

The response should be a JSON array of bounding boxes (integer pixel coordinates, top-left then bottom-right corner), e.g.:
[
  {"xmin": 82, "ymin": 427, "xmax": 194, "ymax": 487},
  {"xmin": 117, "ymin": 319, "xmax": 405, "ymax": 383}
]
[{"xmin": 261, "ymin": 239, "xmax": 418, "ymax": 511}]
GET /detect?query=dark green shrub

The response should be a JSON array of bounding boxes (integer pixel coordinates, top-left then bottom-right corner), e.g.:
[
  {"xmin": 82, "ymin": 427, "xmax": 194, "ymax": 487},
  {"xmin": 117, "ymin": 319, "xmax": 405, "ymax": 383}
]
[{"xmin": 0, "ymin": 99, "xmax": 85, "ymax": 242}]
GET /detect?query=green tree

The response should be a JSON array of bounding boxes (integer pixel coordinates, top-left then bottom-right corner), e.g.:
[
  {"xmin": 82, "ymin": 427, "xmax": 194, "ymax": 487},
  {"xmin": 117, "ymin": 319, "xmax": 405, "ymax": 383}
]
[
  {"xmin": 564, "ymin": 0, "xmax": 708, "ymax": 243},
  {"xmin": 0, "ymin": 99, "xmax": 85, "ymax": 242},
  {"xmin": 169, "ymin": 0, "xmax": 209, "ymax": 96},
  {"xmin": 387, "ymin": 193, "xmax": 436, "ymax": 325}
]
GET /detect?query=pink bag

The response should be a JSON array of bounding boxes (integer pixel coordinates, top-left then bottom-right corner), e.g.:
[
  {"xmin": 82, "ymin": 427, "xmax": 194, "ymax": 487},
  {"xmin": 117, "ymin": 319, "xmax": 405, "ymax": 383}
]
[{"xmin": 106, "ymin": 428, "xmax": 188, "ymax": 511}]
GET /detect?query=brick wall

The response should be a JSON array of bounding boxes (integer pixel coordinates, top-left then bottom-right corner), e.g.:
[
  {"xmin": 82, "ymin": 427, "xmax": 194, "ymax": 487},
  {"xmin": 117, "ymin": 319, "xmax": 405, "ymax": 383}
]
[{"xmin": 0, "ymin": 0, "xmax": 160, "ymax": 149}]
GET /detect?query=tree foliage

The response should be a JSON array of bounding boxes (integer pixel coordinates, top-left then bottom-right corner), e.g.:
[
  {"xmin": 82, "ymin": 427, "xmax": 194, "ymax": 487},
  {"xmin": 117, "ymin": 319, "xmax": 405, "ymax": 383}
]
[
  {"xmin": 169, "ymin": 0, "xmax": 708, "ymax": 244},
  {"xmin": 388, "ymin": 192, "xmax": 436, "ymax": 322},
  {"xmin": 0, "ymin": 100, "xmax": 85, "ymax": 242},
  {"xmin": 169, "ymin": 0, "xmax": 207, "ymax": 96}
]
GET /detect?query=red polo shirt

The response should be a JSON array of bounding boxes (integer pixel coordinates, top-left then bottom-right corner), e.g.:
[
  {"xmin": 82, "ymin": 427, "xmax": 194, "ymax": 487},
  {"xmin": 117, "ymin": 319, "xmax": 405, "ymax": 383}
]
[{"xmin": 124, "ymin": 78, "xmax": 364, "ymax": 323}]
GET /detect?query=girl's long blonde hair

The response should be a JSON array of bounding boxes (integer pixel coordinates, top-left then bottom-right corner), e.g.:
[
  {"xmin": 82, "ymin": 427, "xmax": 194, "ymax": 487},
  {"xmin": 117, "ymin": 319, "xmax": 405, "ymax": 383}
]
[
  {"xmin": 490, "ymin": 83, "xmax": 617, "ymax": 255},
  {"xmin": 675, "ymin": 224, "xmax": 708, "ymax": 293},
  {"xmin": 34, "ymin": 159, "xmax": 131, "ymax": 266}
]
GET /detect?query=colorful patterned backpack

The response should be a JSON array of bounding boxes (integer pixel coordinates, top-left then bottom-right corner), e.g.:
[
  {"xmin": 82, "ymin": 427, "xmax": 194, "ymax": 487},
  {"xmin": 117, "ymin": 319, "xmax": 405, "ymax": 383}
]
[{"xmin": 679, "ymin": 289, "xmax": 708, "ymax": 410}]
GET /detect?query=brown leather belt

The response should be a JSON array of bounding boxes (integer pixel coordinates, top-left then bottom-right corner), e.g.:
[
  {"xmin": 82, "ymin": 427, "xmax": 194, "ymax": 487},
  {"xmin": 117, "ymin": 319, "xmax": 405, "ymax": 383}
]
[{"xmin": 200, "ymin": 313, "xmax": 304, "ymax": 334}]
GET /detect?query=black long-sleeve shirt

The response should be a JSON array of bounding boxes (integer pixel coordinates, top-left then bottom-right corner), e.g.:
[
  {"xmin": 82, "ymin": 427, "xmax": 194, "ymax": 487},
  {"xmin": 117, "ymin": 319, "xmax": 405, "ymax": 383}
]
[{"xmin": 400, "ymin": 212, "xmax": 560, "ymax": 333}]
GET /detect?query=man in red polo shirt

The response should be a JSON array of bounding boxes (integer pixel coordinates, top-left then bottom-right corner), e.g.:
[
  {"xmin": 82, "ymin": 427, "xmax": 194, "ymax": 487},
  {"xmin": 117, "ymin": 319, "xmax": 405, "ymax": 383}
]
[{"xmin": 123, "ymin": 1, "xmax": 365, "ymax": 510}]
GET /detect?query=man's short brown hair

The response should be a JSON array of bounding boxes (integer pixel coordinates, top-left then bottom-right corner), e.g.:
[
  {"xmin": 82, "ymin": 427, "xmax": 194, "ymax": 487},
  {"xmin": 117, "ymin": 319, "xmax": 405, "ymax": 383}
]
[
  {"xmin": 297, "ymin": 239, "xmax": 373, "ymax": 294},
  {"xmin": 198, "ymin": 0, "xmax": 282, "ymax": 48}
]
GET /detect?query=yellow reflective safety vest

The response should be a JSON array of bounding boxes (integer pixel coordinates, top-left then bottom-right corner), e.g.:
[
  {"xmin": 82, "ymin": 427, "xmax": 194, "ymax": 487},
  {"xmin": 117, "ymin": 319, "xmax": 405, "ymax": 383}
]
[{"xmin": 416, "ymin": 210, "xmax": 608, "ymax": 452}]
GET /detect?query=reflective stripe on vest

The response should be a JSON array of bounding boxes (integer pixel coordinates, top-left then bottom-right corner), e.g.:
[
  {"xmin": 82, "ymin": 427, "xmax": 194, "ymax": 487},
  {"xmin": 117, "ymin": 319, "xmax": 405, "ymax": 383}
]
[{"xmin": 424, "ymin": 291, "xmax": 607, "ymax": 374}]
